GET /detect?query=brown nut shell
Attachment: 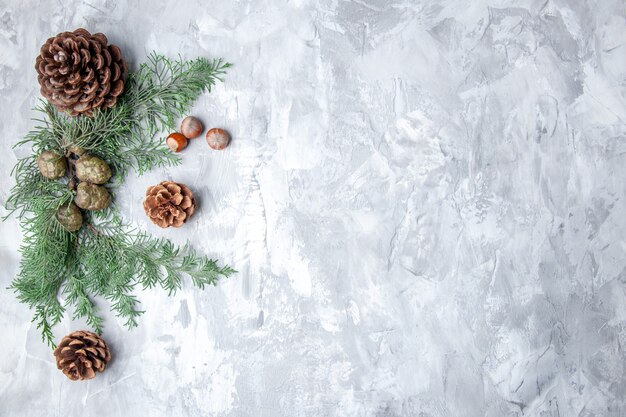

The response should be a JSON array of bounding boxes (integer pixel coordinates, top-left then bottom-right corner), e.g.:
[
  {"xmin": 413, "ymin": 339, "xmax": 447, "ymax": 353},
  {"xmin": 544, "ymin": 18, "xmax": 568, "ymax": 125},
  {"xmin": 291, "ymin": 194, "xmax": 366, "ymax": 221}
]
[
  {"xmin": 166, "ymin": 132, "xmax": 188, "ymax": 152},
  {"xmin": 205, "ymin": 128, "xmax": 230, "ymax": 150},
  {"xmin": 180, "ymin": 116, "xmax": 203, "ymax": 139}
]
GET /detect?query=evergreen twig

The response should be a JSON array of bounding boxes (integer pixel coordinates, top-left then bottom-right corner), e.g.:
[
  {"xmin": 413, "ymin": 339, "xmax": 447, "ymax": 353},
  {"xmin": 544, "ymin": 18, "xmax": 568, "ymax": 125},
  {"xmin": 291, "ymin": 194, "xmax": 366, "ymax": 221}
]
[{"xmin": 5, "ymin": 54, "xmax": 235, "ymax": 348}]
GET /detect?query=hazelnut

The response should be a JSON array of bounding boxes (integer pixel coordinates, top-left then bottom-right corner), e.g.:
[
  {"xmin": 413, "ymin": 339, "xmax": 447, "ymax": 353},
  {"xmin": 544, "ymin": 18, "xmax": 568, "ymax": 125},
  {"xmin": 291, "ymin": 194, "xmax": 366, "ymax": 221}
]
[
  {"xmin": 166, "ymin": 132, "xmax": 188, "ymax": 152},
  {"xmin": 206, "ymin": 128, "xmax": 231, "ymax": 150},
  {"xmin": 180, "ymin": 116, "xmax": 203, "ymax": 139}
]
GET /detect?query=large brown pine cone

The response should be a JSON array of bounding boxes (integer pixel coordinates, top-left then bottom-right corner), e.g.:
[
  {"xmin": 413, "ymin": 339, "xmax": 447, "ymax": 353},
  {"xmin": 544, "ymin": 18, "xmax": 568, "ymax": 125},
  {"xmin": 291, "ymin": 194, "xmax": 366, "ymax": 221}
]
[
  {"xmin": 143, "ymin": 181, "xmax": 196, "ymax": 228},
  {"xmin": 53, "ymin": 330, "xmax": 111, "ymax": 381},
  {"xmin": 35, "ymin": 28, "xmax": 127, "ymax": 116}
]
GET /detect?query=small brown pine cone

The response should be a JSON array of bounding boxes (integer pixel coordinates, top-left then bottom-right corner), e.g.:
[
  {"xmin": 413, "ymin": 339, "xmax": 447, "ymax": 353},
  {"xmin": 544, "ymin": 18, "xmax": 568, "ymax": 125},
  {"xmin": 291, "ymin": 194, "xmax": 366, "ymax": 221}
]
[
  {"xmin": 35, "ymin": 28, "xmax": 127, "ymax": 116},
  {"xmin": 143, "ymin": 181, "xmax": 196, "ymax": 228},
  {"xmin": 53, "ymin": 330, "xmax": 111, "ymax": 381}
]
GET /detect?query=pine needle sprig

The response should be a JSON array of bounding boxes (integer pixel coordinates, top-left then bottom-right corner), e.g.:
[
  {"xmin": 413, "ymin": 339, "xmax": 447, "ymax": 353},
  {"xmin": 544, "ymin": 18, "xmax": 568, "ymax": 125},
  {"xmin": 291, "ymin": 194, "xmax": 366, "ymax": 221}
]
[
  {"xmin": 5, "ymin": 53, "xmax": 235, "ymax": 348},
  {"xmin": 63, "ymin": 256, "xmax": 104, "ymax": 335},
  {"xmin": 127, "ymin": 53, "xmax": 231, "ymax": 133},
  {"xmin": 73, "ymin": 209, "xmax": 236, "ymax": 331},
  {"xmin": 11, "ymin": 208, "xmax": 75, "ymax": 346},
  {"xmin": 5, "ymin": 158, "xmax": 73, "ymax": 219}
]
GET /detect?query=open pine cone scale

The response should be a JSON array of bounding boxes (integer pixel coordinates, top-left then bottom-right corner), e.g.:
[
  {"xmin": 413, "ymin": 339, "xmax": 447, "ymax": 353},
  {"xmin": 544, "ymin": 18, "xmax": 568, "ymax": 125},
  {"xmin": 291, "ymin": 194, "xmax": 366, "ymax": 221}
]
[
  {"xmin": 53, "ymin": 330, "xmax": 111, "ymax": 381},
  {"xmin": 143, "ymin": 181, "xmax": 196, "ymax": 228},
  {"xmin": 36, "ymin": 28, "xmax": 127, "ymax": 116}
]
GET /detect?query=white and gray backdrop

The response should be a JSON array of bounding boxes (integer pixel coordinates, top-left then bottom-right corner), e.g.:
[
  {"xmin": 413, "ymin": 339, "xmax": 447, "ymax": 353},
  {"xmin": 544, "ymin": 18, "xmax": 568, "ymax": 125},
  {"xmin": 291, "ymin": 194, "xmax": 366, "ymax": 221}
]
[{"xmin": 0, "ymin": 0, "xmax": 625, "ymax": 416}]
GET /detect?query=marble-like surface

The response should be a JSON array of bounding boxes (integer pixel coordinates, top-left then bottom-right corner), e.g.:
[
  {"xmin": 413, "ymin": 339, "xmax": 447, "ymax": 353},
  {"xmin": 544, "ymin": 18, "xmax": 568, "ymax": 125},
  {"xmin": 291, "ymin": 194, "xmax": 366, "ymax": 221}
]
[{"xmin": 1, "ymin": 0, "xmax": 625, "ymax": 416}]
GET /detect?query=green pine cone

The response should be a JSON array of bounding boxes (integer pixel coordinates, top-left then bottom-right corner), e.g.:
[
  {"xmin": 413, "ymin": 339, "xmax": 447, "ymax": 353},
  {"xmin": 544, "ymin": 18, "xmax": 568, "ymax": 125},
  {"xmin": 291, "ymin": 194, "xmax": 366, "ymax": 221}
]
[
  {"xmin": 37, "ymin": 151, "xmax": 67, "ymax": 179},
  {"xmin": 75, "ymin": 182, "xmax": 111, "ymax": 211},
  {"xmin": 67, "ymin": 145, "xmax": 87, "ymax": 156},
  {"xmin": 75, "ymin": 155, "xmax": 112, "ymax": 184},
  {"xmin": 55, "ymin": 203, "xmax": 83, "ymax": 232}
]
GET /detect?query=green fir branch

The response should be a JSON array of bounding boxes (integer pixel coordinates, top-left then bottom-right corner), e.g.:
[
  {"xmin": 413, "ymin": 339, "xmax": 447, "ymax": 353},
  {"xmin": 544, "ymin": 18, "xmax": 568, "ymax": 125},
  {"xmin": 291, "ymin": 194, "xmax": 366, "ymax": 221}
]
[
  {"xmin": 11, "ymin": 208, "xmax": 74, "ymax": 347},
  {"xmin": 5, "ymin": 53, "xmax": 235, "ymax": 348}
]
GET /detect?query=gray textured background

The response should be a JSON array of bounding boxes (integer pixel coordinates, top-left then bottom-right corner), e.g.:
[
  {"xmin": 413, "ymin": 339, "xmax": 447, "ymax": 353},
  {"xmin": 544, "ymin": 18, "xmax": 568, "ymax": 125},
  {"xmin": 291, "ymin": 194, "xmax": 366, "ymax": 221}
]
[{"xmin": 1, "ymin": 0, "xmax": 625, "ymax": 416}]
